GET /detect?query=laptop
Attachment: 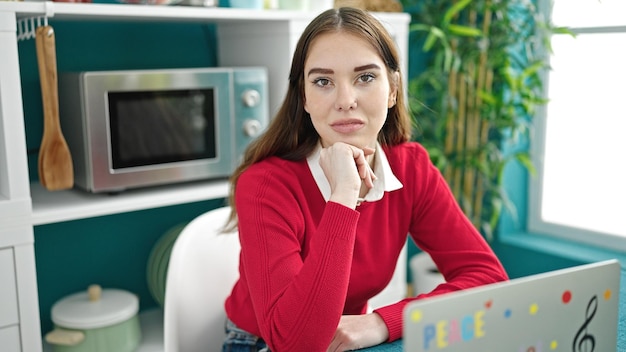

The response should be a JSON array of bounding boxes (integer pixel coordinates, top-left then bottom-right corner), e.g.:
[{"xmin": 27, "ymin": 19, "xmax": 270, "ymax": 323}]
[{"xmin": 403, "ymin": 259, "xmax": 621, "ymax": 352}]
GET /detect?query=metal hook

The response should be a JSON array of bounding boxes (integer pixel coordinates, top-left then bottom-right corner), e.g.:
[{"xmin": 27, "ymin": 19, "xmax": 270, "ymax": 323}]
[
  {"xmin": 16, "ymin": 19, "xmax": 24, "ymax": 41},
  {"xmin": 30, "ymin": 17, "xmax": 36, "ymax": 37}
]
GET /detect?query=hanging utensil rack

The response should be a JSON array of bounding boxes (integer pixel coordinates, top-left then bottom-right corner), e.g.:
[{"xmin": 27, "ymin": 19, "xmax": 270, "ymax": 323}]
[{"xmin": 16, "ymin": 1, "xmax": 54, "ymax": 42}]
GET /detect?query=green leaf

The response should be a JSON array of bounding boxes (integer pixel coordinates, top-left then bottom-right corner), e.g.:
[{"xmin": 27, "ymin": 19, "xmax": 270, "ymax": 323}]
[
  {"xmin": 442, "ymin": 0, "xmax": 473, "ymax": 27},
  {"xmin": 423, "ymin": 31, "xmax": 438, "ymax": 51},
  {"xmin": 448, "ymin": 24, "xmax": 482, "ymax": 37},
  {"xmin": 514, "ymin": 153, "xmax": 537, "ymax": 177},
  {"xmin": 409, "ymin": 23, "xmax": 432, "ymax": 34},
  {"xmin": 521, "ymin": 61, "xmax": 545, "ymax": 79},
  {"xmin": 423, "ymin": 26, "xmax": 446, "ymax": 52},
  {"xmin": 478, "ymin": 91, "xmax": 497, "ymax": 105}
]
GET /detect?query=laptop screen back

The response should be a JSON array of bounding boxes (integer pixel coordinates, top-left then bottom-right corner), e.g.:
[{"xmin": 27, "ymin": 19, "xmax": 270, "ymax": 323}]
[{"xmin": 403, "ymin": 260, "xmax": 621, "ymax": 352}]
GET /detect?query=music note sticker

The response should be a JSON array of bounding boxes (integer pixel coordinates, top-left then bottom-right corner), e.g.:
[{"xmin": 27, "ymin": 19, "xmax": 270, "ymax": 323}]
[{"xmin": 572, "ymin": 295, "xmax": 598, "ymax": 352}]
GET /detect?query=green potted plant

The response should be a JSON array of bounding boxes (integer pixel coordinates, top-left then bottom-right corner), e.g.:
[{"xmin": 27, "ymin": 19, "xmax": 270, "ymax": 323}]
[{"xmin": 399, "ymin": 0, "xmax": 568, "ymax": 240}]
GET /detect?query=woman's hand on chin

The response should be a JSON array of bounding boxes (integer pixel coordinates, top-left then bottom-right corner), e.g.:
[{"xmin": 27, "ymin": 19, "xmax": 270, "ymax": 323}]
[{"xmin": 319, "ymin": 142, "xmax": 377, "ymax": 208}]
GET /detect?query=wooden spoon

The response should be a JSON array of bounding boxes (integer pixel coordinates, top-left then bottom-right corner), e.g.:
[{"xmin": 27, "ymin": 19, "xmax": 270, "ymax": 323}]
[{"xmin": 36, "ymin": 25, "xmax": 74, "ymax": 191}]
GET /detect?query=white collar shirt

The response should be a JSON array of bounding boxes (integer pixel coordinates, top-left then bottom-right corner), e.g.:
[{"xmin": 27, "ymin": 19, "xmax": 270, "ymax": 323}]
[{"xmin": 306, "ymin": 143, "xmax": 404, "ymax": 205}]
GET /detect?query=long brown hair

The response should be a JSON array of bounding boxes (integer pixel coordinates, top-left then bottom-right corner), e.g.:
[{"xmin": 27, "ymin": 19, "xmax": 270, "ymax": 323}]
[{"xmin": 225, "ymin": 7, "xmax": 412, "ymax": 229}]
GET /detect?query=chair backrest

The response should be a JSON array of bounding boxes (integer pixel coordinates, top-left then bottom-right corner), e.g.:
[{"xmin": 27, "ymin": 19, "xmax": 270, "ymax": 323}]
[{"xmin": 163, "ymin": 206, "xmax": 240, "ymax": 352}]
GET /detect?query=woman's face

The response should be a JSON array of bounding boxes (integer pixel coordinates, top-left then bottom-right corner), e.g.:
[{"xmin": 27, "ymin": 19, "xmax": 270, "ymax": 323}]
[{"xmin": 303, "ymin": 31, "xmax": 398, "ymax": 149}]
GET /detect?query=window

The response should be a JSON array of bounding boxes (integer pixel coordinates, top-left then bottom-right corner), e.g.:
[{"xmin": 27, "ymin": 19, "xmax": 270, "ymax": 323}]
[{"xmin": 528, "ymin": 0, "xmax": 626, "ymax": 251}]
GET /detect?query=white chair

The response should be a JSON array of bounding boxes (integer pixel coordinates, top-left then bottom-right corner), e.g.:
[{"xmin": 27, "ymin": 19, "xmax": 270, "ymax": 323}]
[
  {"xmin": 368, "ymin": 244, "xmax": 407, "ymax": 310},
  {"xmin": 163, "ymin": 206, "xmax": 240, "ymax": 352},
  {"xmin": 163, "ymin": 206, "xmax": 407, "ymax": 351}
]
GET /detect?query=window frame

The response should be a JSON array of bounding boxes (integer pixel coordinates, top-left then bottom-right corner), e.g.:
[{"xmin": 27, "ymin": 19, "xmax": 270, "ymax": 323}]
[{"xmin": 527, "ymin": 0, "xmax": 626, "ymax": 252}]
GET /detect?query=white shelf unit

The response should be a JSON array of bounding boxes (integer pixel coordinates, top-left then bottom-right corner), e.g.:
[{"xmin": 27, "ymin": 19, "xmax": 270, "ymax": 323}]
[
  {"xmin": 0, "ymin": 3, "xmax": 409, "ymax": 351},
  {"xmin": 30, "ymin": 180, "xmax": 230, "ymax": 225}
]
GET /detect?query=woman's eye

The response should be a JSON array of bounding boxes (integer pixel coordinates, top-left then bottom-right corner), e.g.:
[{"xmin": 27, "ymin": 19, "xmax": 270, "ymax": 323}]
[
  {"xmin": 313, "ymin": 78, "xmax": 331, "ymax": 87},
  {"xmin": 358, "ymin": 73, "xmax": 376, "ymax": 83}
]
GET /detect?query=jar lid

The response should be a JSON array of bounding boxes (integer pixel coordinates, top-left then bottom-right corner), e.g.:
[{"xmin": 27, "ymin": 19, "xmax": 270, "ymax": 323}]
[{"xmin": 51, "ymin": 285, "xmax": 139, "ymax": 329}]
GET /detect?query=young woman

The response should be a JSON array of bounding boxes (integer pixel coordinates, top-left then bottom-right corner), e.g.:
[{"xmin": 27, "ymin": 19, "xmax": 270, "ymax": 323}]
[{"xmin": 222, "ymin": 7, "xmax": 508, "ymax": 352}]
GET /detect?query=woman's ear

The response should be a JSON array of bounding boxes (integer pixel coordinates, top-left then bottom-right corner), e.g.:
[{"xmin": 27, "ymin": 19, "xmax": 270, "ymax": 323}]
[
  {"xmin": 388, "ymin": 71, "xmax": 400, "ymax": 108},
  {"xmin": 303, "ymin": 92, "xmax": 310, "ymax": 114}
]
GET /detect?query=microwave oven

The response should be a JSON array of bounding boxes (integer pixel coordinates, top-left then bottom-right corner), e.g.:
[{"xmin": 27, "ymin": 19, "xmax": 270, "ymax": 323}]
[{"xmin": 58, "ymin": 67, "xmax": 269, "ymax": 193}]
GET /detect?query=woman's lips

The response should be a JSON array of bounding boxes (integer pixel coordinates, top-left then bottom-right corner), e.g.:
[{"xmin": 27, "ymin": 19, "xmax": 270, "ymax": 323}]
[{"xmin": 331, "ymin": 119, "xmax": 364, "ymax": 134}]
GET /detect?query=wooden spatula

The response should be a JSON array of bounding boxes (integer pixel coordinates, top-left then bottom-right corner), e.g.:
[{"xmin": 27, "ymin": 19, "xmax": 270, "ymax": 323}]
[{"xmin": 36, "ymin": 25, "xmax": 74, "ymax": 191}]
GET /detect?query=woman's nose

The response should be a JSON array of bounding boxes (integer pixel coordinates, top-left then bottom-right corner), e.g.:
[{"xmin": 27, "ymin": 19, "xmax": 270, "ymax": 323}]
[{"xmin": 334, "ymin": 85, "xmax": 357, "ymax": 111}]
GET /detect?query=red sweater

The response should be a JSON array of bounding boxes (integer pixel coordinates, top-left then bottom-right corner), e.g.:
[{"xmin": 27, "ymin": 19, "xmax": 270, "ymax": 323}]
[{"xmin": 224, "ymin": 142, "xmax": 508, "ymax": 351}]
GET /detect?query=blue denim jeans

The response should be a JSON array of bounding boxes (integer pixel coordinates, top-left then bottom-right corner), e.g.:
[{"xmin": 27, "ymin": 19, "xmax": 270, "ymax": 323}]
[{"xmin": 222, "ymin": 318, "xmax": 270, "ymax": 352}]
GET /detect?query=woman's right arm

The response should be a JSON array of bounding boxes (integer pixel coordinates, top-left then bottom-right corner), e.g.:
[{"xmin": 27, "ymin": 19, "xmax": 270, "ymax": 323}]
[{"xmin": 235, "ymin": 161, "xmax": 359, "ymax": 351}]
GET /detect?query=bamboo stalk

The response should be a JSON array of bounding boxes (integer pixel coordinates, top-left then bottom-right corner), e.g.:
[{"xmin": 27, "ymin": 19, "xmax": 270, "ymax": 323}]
[
  {"xmin": 463, "ymin": 9, "xmax": 479, "ymax": 222},
  {"xmin": 444, "ymin": 39, "xmax": 459, "ymax": 183},
  {"xmin": 471, "ymin": 4, "xmax": 494, "ymax": 227},
  {"xmin": 473, "ymin": 68, "xmax": 494, "ymax": 226},
  {"xmin": 452, "ymin": 70, "xmax": 467, "ymax": 200},
  {"xmin": 463, "ymin": 61, "xmax": 477, "ymax": 220}
]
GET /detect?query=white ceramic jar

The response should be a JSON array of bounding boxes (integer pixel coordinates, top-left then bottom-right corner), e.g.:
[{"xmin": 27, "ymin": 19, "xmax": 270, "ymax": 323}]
[{"xmin": 45, "ymin": 285, "xmax": 141, "ymax": 352}]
